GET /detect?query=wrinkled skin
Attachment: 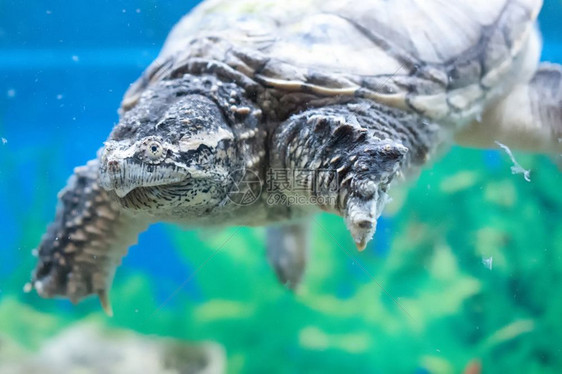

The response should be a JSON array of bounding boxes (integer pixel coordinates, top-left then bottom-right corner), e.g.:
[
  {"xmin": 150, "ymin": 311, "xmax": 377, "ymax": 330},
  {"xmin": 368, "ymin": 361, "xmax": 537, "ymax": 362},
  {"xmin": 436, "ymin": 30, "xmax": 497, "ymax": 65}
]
[
  {"xmin": 30, "ymin": 71, "xmax": 437, "ymax": 311},
  {"xmin": 30, "ymin": 0, "xmax": 562, "ymax": 313}
]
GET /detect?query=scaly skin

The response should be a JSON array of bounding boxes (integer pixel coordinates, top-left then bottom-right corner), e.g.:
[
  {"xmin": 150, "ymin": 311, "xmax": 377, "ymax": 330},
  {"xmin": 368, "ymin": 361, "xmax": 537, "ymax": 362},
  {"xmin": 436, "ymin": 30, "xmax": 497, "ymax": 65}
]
[
  {"xmin": 31, "ymin": 74, "xmax": 267, "ymax": 311},
  {"xmin": 270, "ymin": 99, "xmax": 440, "ymax": 249},
  {"xmin": 30, "ymin": 1, "xmax": 562, "ymax": 313},
  {"xmin": 30, "ymin": 72, "xmax": 440, "ymax": 310},
  {"xmin": 31, "ymin": 160, "xmax": 150, "ymax": 315}
]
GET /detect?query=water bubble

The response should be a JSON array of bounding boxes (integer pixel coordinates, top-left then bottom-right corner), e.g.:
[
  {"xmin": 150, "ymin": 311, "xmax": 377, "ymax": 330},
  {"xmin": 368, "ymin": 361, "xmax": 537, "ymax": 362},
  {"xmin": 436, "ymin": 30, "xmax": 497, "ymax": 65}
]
[
  {"xmin": 482, "ymin": 256, "xmax": 493, "ymax": 270},
  {"xmin": 495, "ymin": 141, "xmax": 531, "ymax": 182}
]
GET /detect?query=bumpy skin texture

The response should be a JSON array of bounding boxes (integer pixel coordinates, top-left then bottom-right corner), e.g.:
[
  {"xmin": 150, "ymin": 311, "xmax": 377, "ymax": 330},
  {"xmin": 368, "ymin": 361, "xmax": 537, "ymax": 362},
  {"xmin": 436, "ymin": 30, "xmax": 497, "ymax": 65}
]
[
  {"xmin": 32, "ymin": 160, "xmax": 149, "ymax": 314},
  {"xmin": 99, "ymin": 74, "xmax": 266, "ymax": 221},
  {"xmin": 30, "ymin": 0, "xmax": 561, "ymax": 310},
  {"xmin": 31, "ymin": 75, "xmax": 439, "ymax": 308},
  {"xmin": 31, "ymin": 75, "xmax": 268, "ymax": 309},
  {"xmin": 270, "ymin": 100, "xmax": 439, "ymax": 248}
]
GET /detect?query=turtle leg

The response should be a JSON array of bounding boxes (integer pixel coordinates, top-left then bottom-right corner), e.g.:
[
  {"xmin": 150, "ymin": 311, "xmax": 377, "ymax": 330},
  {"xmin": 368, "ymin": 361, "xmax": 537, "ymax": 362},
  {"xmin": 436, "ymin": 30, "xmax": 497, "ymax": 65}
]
[
  {"xmin": 270, "ymin": 100, "xmax": 440, "ymax": 250},
  {"xmin": 455, "ymin": 63, "xmax": 562, "ymax": 154},
  {"xmin": 266, "ymin": 221, "xmax": 310, "ymax": 290},
  {"xmin": 30, "ymin": 159, "xmax": 150, "ymax": 315}
]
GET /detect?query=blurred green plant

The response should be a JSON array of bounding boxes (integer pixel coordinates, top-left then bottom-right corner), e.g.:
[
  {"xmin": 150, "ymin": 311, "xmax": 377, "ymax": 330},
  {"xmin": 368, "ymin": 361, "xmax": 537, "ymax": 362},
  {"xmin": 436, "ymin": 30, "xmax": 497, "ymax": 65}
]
[{"xmin": 2, "ymin": 147, "xmax": 562, "ymax": 373}]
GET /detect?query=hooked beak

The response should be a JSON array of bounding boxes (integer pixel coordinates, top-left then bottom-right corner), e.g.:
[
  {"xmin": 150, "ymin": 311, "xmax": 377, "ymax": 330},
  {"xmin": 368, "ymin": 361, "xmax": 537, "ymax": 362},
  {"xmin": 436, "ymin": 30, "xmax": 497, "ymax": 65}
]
[
  {"xmin": 99, "ymin": 143, "xmax": 189, "ymax": 197},
  {"xmin": 100, "ymin": 157, "xmax": 137, "ymax": 197}
]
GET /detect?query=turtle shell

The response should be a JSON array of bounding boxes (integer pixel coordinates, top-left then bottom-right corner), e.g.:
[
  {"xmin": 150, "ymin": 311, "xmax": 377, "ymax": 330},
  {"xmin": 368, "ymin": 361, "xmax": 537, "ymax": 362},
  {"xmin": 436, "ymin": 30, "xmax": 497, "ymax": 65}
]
[{"xmin": 123, "ymin": 0, "xmax": 542, "ymax": 125}]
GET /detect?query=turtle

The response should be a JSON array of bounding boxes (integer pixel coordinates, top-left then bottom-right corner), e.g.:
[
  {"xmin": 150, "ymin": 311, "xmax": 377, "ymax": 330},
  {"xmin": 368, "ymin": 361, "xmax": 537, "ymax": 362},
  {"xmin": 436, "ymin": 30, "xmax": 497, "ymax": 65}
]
[{"xmin": 30, "ymin": 0, "xmax": 561, "ymax": 315}]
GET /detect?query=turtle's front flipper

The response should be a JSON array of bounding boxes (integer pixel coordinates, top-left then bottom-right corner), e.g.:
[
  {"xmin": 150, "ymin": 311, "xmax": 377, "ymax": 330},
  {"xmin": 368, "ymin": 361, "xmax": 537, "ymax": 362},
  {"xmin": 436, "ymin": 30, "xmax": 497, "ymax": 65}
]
[
  {"xmin": 456, "ymin": 63, "xmax": 562, "ymax": 154},
  {"xmin": 266, "ymin": 222, "xmax": 310, "ymax": 290},
  {"xmin": 270, "ymin": 100, "xmax": 440, "ymax": 250},
  {"xmin": 30, "ymin": 159, "xmax": 150, "ymax": 315}
]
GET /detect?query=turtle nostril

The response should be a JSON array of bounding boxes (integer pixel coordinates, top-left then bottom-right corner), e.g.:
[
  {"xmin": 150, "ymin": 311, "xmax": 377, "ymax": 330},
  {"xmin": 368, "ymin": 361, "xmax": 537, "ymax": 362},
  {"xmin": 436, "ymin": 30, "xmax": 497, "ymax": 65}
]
[
  {"xmin": 356, "ymin": 220, "xmax": 373, "ymax": 229},
  {"xmin": 107, "ymin": 160, "xmax": 120, "ymax": 172}
]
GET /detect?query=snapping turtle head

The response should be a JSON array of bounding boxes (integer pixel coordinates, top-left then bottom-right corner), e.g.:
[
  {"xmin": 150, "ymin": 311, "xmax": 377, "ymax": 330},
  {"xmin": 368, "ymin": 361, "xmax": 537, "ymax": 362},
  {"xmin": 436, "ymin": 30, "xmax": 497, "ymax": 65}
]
[{"xmin": 99, "ymin": 94, "xmax": 236, "ymax": 210}]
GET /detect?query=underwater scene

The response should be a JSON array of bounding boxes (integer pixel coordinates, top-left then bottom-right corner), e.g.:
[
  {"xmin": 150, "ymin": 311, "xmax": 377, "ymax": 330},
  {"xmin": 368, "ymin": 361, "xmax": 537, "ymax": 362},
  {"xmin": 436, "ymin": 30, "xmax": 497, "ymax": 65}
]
[{"xmin": 1, "ymin": 1, "xmax": 562, "ymax": 373}]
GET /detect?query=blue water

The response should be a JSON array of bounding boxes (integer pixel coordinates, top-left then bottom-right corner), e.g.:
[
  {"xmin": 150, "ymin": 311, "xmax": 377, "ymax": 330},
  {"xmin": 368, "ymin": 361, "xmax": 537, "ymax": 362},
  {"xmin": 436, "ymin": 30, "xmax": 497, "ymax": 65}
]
[
  {"xmin": 2, "ymin": 1, "xmax": 560, "ymax": 283},
  {"xmin": 1, "ymin": 1, "xmax": 562, "ymax": 372},
  {"xmin": 0, "ymin": 0, "xmax": 560, "ymax": 297},
  {"xmin": 0, "ymin": 1, "xmax": 197, "ymax": 288}
]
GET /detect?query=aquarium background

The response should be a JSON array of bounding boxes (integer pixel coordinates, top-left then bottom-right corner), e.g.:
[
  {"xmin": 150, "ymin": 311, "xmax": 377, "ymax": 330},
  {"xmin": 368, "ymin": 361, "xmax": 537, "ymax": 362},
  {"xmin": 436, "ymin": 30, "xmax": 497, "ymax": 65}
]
[{"xmin": 1, "ymin": 1, "xmax": 562, "ymax": 373}]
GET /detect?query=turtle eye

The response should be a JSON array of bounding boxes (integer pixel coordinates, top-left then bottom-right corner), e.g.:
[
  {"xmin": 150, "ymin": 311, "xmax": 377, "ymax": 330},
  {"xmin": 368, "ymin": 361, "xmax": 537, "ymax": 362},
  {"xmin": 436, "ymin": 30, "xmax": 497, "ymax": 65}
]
[
  {"xmin": 140, "ymin": 139, "xmax": 166, "ymax": 163},
  {"xmin": 148, "ymin": 142, "xmax": 163, "ymax": 159}
]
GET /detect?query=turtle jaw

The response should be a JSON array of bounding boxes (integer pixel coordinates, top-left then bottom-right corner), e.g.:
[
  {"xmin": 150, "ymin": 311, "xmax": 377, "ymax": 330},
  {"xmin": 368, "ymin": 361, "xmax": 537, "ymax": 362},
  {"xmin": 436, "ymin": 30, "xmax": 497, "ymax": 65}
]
[
  {"xmin": 99, "ymin": 158, "xmax": 190, "ymax": 198},
  {"xmin": 98, "ymin": 138, "xmax": 193, "ymax": 198},
  {"xmin": 99, "ymin": 142, "xmax": 190, "ymax": 198}
]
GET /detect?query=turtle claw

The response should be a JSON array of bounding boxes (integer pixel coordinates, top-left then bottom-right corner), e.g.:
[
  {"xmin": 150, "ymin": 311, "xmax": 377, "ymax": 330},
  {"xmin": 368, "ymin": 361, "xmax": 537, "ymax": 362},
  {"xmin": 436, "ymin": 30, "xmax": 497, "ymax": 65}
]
[
  {"xmin": 344, "ymin": 182, "xmax": 390, "ymax": 252},
  {"xmin": 98, "ymin": 290, "xmax": 113, "ymax": 317},
  {"xmin": 355, "ymin": 239, "xmax": 368, "ymax": 252},
  {"xmin": 345, "ymin": 212, "xmax": 377, "ymax": 252}
]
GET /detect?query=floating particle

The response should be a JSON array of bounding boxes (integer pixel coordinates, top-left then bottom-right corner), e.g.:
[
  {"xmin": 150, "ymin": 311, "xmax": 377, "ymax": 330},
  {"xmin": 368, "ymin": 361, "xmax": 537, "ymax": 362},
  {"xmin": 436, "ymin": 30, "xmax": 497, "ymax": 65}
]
[
  {"xmin": 7, "ymin": 89, "xmax": 15, "ymax": 98},
  {"xmin": 46, "ymin": 10, "xmax": 52, "ymax": 15},
  {"xmin": 1, "ymin": 137, "xmax": 7, "ymax": 145},
  {"xmin": 495, "ymin": 141, "xmax": 531, "ymax": 182},
  {"xmin": 136, "ymin": 8, "xmax": 141, "ymax": 13},
  {"xmin": 482, "ymin": 256, "xmax": 493, "ymax": 270},
  {"xmin": 23, "ymin": 282, "xmax": 32, "ymax": 293},
  {"xmin": 72, "ymin": 55, "xmax": 79, "ymax": 62},
  {"xmin": 56, "ymin": 94, "xmax": 63, "ymax": 100}
]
